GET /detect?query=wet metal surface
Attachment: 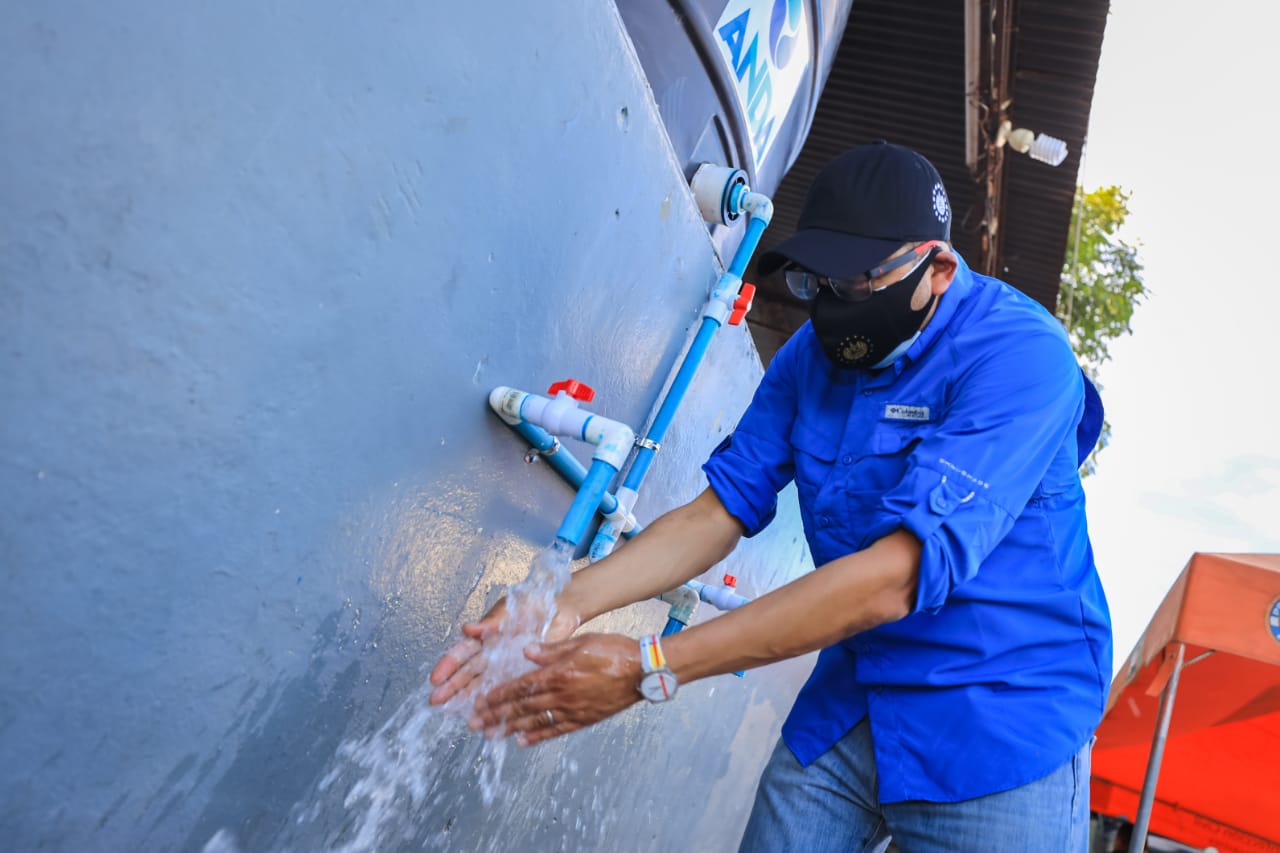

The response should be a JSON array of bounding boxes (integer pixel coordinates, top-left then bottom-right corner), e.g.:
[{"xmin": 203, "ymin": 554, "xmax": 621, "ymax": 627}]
[{"xmin": 0, "ymin": 2, "xmax": 815, "ymax": 850}]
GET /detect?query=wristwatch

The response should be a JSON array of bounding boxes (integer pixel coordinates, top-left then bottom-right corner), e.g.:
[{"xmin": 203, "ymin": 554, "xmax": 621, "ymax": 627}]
[{"xmin": 638, "ymin": 634, "xmax": 678, "ymax": 703}]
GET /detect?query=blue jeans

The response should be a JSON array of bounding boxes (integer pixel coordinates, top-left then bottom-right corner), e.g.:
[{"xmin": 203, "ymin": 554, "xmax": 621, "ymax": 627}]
[{"xmin": 739, "ymin": 720, "xmax": 1091, "ymax": 853}]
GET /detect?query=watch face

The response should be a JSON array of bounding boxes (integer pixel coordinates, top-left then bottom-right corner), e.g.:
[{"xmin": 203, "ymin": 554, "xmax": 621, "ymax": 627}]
[{"xmin": 640, "ymin": 669, "xmax": 677, "ymax": 702}]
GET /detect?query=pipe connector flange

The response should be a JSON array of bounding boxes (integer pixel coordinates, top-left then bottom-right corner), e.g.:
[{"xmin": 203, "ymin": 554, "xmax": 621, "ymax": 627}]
[{"xmin": 690, "ymin": 163, "xmax": 749, "ymax": 226}]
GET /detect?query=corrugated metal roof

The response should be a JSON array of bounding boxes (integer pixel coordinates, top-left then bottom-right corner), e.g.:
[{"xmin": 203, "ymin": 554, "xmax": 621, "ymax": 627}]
[
  {"xmin": 997, "ymin": 1, "xmax": 1110, "ymax": 298},
  {"xmin": 746, "ymin": 0, "xmax": 1110, "ymax": 363}
]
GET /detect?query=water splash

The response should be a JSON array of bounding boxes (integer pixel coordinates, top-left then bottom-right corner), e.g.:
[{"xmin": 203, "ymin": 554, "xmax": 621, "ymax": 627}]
[
  {"xmin": 300, "ymin": 539, "xmax": 576, "ymax": 852},
  {"xmin": 201, "ymin": 828, "xmax": 243, "ymax": 853}
]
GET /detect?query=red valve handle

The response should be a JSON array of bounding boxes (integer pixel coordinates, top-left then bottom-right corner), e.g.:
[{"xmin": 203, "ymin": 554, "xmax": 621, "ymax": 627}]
[
  {"xmin": 547, "ymin": 379, "xmax": 595, "ymax": 402},
  {"xmin": 723, "ymin": 573, "xmax": 737, "ymax": 588},
  {"xmin": 728, "ymin": 283, "xmax": 756, "ymax": 326}
]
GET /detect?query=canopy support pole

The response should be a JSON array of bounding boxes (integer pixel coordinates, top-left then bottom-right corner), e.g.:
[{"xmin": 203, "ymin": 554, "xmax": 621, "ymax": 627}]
[{"xmin": 1130, "ymin": 642, "xmax": 1187, "ymax": 853}]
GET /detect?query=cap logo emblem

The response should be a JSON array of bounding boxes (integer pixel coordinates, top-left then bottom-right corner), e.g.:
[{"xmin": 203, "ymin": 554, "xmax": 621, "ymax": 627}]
[{"xmin": 932, "ymin": 182, "xmax": 949, "ymax": 223}]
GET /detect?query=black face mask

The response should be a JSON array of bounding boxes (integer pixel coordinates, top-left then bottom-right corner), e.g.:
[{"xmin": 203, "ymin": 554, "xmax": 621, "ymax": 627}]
[{"xmin": 809, "ymin": 251, "xmax": 938, "ymax": 369}]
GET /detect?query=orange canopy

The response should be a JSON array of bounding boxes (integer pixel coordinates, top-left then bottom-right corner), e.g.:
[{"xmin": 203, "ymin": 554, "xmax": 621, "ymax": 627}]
[{"xmin": 1091, "ymin": 553, "xmax": 1280, "ymax": 853}]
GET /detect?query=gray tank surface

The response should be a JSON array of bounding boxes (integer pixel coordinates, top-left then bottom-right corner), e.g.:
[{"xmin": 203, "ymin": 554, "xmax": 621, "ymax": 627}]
[{"xmin": 0, "ymin": 2, "xmax": 831, "ymax": 850}]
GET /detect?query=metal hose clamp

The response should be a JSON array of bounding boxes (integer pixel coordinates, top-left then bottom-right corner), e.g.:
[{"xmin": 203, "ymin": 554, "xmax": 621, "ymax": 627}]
[
  {"xmin": 634, "ymin": 436, "xmax": 661, "ymax": 453},
  {"xmin": 524, "ymin": 437, "xmax": 562, "ymax": 464}
]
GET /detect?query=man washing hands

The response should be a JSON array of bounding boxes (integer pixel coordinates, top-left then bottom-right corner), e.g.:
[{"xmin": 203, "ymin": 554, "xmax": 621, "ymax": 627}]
[{"xmin": 429, "ymin": 143, "xmax": 1111, "ymax": 852}]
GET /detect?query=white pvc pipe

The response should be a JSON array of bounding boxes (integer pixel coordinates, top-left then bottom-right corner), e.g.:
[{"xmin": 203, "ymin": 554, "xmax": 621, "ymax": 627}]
[
  {"xmin": 740, "ymin": 191, "xmax": 773, "ymax": 225},
  {"xmin": 488, "ymin": 386, "xmax": 636, "ymax": 472},
  {"xmin": 588, "ymin": 486, "xmax": 640, "ymax": 562},
  {"xmin": 658, "ymin": 584, "xmax": 699, "ymax": 626},
  {"xmin": 687, "ymin": 578, "xmax": 750, "ymax": 612}
]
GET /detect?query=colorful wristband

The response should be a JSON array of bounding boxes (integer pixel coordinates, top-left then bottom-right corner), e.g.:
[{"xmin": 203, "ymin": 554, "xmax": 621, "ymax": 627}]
[{"xmin": 640, "ymin": 634, "xmax": 666, "ymax": 673}]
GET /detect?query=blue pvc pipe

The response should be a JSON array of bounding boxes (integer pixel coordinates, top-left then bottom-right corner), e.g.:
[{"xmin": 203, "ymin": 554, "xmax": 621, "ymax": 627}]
[
  {"xmin": 556, "ymin": 458, "xmax": 619, "ymax": 546},
  {"xmin": 512, "ymin": 420, "xmax": 590, "ymax": 487},
  {"xmin": 648, "ymin": 213, "xmax": 768, "ymax": 678},
  {"xmin": 623, "ymin": 211, "xmax": 771, "ymax": 495},
  {"xmin": 624, "ymin": 314, "xmax": 720, "ymax": 491},
  {"xmin": 525, "ymin": 207, "xmax": 772, "ymax": 560},
  {"xmin": 510, "ymin": 420, "xmax": 639, "ymax": 539},
  {"xmin": 729, "ymin": 216, "xmax": 768, "ymax": 278}
]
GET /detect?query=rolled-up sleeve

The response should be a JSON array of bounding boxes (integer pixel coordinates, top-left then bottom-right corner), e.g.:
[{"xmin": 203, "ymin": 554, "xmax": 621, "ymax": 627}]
[
  {"xmin": 701, "ymin": 334, "xmax": 801, "ymax": 537},
  {"xmin": 862, "ymin": 329, "xmax": 1084, "ymax": 613}
]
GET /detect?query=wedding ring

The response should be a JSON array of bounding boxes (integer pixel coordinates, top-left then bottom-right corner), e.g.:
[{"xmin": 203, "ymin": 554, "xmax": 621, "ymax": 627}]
[{"xmin": 543, "ymin": 709, "xmax": 555, "ymax": 726}]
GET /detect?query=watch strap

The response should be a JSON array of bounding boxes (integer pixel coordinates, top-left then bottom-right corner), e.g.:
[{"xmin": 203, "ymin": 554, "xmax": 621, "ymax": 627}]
[{"xmin": 639, "ymin": 634, "xmax": 666, "ymax": 674}]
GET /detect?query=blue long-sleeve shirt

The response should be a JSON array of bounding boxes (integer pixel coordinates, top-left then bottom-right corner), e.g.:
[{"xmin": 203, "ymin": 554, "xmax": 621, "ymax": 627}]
[{"xmin": 703, "ymin": 256, "xmax": 1112, "ymax": 803}]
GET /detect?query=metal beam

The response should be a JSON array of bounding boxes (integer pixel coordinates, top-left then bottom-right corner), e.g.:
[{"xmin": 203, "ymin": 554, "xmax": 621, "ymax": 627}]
[{"xmin": 1130, "ymin": 642, "xmax": 1188, "ymax": 853}]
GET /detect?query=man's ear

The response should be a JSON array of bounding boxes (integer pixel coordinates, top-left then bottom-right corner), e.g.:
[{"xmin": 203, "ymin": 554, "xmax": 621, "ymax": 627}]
[{"xmin": 929, "ymin": 249, "xmax": 958, "ymax": 295}]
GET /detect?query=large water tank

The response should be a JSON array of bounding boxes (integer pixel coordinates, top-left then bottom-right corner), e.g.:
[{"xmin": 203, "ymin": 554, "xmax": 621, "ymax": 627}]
[
  {"xmin": 0, "ymin": 2, "xmax": 822, "ymax": 849},
  {"xmin": 616, "ymin": 0, "xmax": 853, "ymax": 201}
]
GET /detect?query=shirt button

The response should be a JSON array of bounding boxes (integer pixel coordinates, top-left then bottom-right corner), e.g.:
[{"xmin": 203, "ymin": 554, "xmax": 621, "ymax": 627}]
[
  {"xmin": 841, "ymin": 454, "xmax": 853, "ymax": 465},
  {"xmin": 929, "ymin": 485, "xmax": 953, "ymax": 513},
  {"xmin": 820, "ymin": 515, "xmax": 831, "ymax": 527}
]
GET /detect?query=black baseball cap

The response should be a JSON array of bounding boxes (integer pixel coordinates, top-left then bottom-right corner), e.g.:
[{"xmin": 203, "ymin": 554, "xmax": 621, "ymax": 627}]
[{"xmin": 758, "ymin": 141, "xmax": 952, "ymax": 278}]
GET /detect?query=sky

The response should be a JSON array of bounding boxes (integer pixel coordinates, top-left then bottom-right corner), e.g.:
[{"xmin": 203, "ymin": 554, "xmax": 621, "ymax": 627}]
[{"xmin": 1077, "ymin": 0, "xmax": 1280, "ymax": 668}]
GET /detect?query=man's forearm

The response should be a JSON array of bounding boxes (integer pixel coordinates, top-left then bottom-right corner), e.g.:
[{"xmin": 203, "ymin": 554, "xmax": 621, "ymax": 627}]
[
  {"xmin": 559, "ymin": 488, "xmax": 744, "ymax": 623},
  {"xmin": 661, "ymin": 528, "xmax": 922, "ymax": 682}
]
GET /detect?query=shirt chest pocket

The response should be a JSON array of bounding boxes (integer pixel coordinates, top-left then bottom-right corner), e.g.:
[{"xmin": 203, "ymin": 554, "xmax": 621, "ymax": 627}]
[
  {"xmin": 847, "ymin": 421, "xmax": 931, "ymax": 498},
  {"xmin": 789, "ymin": 419, "xmax": 838, "ymax": 504}
]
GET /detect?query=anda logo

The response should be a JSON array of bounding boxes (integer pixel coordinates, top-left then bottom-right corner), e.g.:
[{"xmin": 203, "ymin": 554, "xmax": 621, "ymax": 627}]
[{"xmin": 715, "ymin": 0, "xmax": 811, "ymax": 169}]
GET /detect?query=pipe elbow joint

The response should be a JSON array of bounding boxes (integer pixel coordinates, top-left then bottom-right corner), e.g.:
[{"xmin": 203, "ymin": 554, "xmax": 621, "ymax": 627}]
[
  {"xmin": 587, "ymin": 419, "xmax": 634, "ymax": 470},
  {"xmin": 659, "ymin": 584, "xmax": 700, "ymax": 626},
  {"xmin": 489, "ymin": 386, "xmax": 526, "ymax": 426},
  {"xmin": 495, "ymin": 385, "xmax": 634, "ymax": 468},
  {"xmin": 741, "ymin": 192, "xmax": 774, "ymax": 226}
]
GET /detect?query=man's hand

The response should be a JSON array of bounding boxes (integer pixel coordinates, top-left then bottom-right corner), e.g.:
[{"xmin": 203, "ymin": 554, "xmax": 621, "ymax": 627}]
[
  {"xmin": 470, "ymin": 633, "xmax": 642, "ymax": 747},
  {"xmin": 428, "ymin": 599, "xmax": 580, "ymax": 707},
  {"xmin": 429, "ymin": 488, "xmax": 742, "ymax": 725},
  {"xmin": 427, "ymin": 599, "xmax": 507, "ymax": 707}
]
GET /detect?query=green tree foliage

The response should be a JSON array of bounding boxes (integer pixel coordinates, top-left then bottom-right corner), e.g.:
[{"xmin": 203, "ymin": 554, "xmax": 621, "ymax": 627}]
[{"xmin": 1057, "ymin": 185, "xmax": 1146, "ymax": 474}]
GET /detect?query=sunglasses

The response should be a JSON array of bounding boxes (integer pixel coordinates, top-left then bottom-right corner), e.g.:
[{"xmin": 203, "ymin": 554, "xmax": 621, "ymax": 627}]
[{"xmin": 784, "ymin": 240, "xmax": 946, "ymax": 302}]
